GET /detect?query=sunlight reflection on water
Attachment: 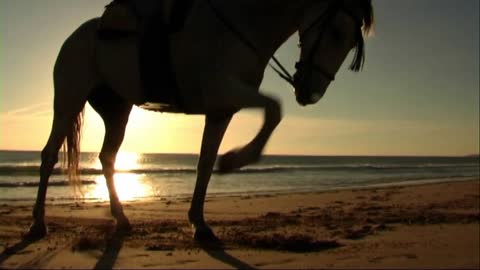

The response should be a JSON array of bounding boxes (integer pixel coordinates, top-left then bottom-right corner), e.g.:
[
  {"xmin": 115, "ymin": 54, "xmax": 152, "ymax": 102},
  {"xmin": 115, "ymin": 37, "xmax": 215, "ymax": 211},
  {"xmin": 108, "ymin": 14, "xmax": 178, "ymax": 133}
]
[
  {"xmin": 92, "ymin": 152, "xmax": 142, "ymax": 171},
  {"xmin": 85, "ymin": 152, "xmax": 156, "ymax": 201},
  {"xmin": 86, "ymin": 173, "xmax": 155, "ymax": 202}
]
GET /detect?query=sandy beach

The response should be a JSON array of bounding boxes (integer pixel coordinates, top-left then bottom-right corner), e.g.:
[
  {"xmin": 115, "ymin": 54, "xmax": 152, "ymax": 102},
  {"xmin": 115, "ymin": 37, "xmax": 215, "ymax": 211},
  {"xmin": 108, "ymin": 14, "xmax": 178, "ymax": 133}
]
[{"xmin": 0, "ymin": 179, "xmax": 478, "ymax": 269}]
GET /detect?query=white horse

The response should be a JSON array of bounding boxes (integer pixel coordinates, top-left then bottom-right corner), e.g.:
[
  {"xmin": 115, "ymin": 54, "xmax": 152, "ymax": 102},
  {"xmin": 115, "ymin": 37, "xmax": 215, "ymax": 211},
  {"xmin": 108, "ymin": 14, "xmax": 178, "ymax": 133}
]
[{"xmin": 28, "ymin": 0, "xmax": 374, "ymax": 242}]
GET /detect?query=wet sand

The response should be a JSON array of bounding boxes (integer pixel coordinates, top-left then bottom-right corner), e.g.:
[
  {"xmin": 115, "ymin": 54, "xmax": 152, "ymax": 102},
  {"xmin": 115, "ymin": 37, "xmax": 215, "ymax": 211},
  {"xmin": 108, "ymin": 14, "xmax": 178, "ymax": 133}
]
[{"xmin": 1, "ymin": 179, "xmax": 479, "ymax": 269}]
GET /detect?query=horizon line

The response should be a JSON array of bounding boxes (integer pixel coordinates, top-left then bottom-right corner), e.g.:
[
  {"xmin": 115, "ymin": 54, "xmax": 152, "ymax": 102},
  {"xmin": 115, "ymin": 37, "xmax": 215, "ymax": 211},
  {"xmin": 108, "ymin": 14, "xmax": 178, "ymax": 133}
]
[{"xmin": 0, "ymin": 149, "xmax": 478, "ymax": 158}]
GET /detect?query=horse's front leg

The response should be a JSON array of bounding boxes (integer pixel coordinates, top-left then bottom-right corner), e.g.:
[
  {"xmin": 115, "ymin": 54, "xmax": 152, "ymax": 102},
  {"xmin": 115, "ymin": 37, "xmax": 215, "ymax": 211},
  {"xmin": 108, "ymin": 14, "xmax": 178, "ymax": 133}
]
[
  {"xmin": 92, "ymin": 96, "xmax": 133, "ymax": 234},
  {"xmin": 215, "ymin": 82, "xmax": 283, "ymax": 173},
  {"xmin": 189, "ymin": 114, "xmax": 232, "ymax": 242}
]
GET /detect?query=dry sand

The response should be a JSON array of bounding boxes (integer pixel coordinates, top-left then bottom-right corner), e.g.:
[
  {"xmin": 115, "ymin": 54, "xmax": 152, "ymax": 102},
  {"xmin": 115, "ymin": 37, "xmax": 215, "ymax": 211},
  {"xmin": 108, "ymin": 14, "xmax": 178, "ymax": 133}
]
[{"xmin": 0, "ymin": 179, "xmax": 479, "ymax": 269}]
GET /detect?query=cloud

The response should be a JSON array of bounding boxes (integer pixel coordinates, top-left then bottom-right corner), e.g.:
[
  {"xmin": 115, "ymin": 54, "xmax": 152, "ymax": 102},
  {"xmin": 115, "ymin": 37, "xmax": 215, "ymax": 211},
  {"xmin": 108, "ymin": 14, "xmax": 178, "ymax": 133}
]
[{"xmin": 2, "ymin": 102, "xmax": 52, "ymax": 117}]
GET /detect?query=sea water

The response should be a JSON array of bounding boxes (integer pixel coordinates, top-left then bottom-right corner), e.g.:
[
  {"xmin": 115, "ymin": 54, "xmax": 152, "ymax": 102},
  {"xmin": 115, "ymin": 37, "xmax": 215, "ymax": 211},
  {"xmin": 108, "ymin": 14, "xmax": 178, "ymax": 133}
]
[{"xmin": 0, "ymin": 150, "xmax": 478, "ymax": 203}]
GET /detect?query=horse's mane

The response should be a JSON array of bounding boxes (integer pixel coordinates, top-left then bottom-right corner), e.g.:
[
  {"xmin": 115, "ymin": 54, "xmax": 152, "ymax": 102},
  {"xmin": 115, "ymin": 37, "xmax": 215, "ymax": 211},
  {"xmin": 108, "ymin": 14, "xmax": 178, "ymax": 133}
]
[{"xmin": 350, "ymin": 0, "xmax": 374, "ymax": 72}]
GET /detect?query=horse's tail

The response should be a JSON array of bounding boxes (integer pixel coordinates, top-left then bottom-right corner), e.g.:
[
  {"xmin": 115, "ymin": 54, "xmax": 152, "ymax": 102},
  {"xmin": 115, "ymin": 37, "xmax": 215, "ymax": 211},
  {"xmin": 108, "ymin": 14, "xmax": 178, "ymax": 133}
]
[
  {"xmin": 63, "ymin": 108, "xmax": 85, "ymax": 194},
  {"xmin": 56, "ymin": 18, "xmax": 99, "ymax": 193}
]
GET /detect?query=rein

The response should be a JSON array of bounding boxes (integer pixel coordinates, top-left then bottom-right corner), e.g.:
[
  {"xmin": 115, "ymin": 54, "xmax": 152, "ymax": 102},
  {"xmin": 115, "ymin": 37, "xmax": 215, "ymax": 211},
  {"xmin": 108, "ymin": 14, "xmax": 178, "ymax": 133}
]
[
  {"xmin": 205, "ymin": 0, "xmax": 353, "ymax": 89},
  {"xmin": 206, "ymin": 0, "xmax": 296, "ymax": 87}
]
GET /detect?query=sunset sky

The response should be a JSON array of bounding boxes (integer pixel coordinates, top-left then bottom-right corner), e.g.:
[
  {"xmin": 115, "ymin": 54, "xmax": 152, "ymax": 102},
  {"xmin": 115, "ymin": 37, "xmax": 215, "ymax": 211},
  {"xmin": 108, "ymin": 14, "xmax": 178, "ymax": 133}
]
[{"xmin": 1, "ymin": 0, "xmax": 479, "ymax": 156}]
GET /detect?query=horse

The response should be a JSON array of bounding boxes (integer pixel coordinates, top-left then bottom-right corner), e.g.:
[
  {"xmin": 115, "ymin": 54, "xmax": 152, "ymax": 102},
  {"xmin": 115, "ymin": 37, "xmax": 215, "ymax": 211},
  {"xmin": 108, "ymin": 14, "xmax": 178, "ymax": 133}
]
[{"xmin": 27, "ymin": 0, "xmax": 374, "ymax": 242}]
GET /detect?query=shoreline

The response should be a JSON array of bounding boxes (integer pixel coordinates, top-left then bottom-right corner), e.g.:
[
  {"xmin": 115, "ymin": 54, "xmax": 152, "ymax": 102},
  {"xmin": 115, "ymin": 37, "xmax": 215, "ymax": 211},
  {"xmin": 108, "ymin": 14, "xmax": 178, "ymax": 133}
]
[
  {"xmin": 1, "ymin": 178, "xmax": 479, "ymax": 269},
  {"xmin": 1, "ymin": 176, "xmax": 478, "ymax": 206}
]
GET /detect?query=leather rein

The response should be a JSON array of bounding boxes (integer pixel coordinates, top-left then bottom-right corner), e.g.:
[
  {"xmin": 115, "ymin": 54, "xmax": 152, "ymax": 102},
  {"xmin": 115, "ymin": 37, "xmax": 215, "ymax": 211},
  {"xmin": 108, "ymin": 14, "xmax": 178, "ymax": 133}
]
[{"xmin": 206, "ymin": 0, "xmax": 362, "ymax": 89}]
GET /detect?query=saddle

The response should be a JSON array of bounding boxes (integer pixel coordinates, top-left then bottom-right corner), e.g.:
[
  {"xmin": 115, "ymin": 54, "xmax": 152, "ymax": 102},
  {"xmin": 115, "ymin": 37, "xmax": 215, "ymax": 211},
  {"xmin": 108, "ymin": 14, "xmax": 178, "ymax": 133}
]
[{"xmin": 98, "ymin": 0, "xmax": 195, "ymax": 111}]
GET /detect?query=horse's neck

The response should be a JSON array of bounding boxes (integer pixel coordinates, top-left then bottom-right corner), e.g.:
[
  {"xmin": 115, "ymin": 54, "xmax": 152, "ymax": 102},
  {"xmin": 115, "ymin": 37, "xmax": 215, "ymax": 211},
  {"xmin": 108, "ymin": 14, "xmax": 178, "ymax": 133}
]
[{"xmin": 213, "ymin": 0, "xmax": 309, "ymax": 58}]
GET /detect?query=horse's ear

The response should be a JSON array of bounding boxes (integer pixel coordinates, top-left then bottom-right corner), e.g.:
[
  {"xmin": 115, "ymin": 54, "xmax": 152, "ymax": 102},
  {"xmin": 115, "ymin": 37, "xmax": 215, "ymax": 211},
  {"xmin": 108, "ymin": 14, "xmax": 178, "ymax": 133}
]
[
  {"xmin": 341, "ymin": 0, "xmax": 364, "ymax": 21},
  {"xmin": 362, "ymin": 1, "xmax": 375, "ymax": 37},
  {"xmin": 342, "ymin": 0, "xmax": 374, "ymax": 36}
]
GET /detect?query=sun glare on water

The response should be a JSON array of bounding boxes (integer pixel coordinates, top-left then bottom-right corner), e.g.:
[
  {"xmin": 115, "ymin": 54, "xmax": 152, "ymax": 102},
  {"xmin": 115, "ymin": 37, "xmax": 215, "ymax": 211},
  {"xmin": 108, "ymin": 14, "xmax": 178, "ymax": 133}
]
[
  {"xmin": 115, "ymin": 151, "xmax": 141, "ymax": 171},
  {"xmin": 92, "ymin": 151, "xmax": 141, "ymax": 171},
  {"xmin": 87, "ymin": 152, "xmax": 153, "ymax": 201}
]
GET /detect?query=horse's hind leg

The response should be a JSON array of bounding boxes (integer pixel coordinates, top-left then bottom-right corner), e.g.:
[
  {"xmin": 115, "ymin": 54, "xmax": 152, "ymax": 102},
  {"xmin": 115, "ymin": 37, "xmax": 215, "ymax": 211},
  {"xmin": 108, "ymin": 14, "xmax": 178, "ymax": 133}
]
[
  {"xmin": 89, "ymin": 88, "xmax": 133, "ymax": 233},
  {"xmin": 28, "ymin": 108, "xmax": 86, "ymax": 239}
]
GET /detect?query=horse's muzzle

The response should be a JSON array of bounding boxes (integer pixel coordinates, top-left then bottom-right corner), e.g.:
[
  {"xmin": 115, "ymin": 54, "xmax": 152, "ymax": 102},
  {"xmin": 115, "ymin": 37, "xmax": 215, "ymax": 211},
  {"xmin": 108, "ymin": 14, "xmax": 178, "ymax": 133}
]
[{"xmin": 295, "ymin": 91, "xmax": 323, "ymax": 106}]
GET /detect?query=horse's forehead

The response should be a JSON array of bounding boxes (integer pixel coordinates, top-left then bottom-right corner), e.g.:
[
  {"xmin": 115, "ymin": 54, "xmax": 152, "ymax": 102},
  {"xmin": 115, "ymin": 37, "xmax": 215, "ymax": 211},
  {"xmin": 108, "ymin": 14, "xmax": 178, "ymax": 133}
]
[
  {"xmin": 302, "ymin": 0, "xmax": 362, "ymax": 26},
  {"xmin": 340, "ymin": 0, "xmax": 365, "ymax": 22},
  {"xmin": 300, "ymin": 2, "xmax": 330, "ymax": 29}
]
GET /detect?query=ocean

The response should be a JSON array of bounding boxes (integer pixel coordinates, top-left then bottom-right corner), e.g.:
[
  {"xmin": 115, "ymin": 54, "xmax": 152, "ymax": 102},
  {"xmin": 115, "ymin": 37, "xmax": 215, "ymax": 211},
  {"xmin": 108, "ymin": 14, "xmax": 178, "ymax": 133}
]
[{"xmin": 0, "ymin": 150, "xmax": 478, "ymax": 203}]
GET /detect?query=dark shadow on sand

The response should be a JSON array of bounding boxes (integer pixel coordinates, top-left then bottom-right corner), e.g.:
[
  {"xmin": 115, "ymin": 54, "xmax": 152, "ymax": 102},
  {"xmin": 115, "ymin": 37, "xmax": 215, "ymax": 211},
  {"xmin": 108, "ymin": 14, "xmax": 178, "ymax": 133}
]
[
  {"xmin": 0, "ymin": 237, "xmax": 37, "ymax": 265},
  {"xmin": 200, "ymin": 243, "xmax": 257, "ymax": 270},
  {"xmin": 93, "ymin": 233, "xmax": 125, "ymax": 270}
]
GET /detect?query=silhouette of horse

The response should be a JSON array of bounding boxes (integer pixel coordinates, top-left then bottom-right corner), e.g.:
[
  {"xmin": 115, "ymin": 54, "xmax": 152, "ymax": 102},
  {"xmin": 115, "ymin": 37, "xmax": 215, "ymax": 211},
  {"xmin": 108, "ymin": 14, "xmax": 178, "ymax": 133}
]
[{"xmin": 28, "ymin": 0, "xmax": 374, "ymax": 242}]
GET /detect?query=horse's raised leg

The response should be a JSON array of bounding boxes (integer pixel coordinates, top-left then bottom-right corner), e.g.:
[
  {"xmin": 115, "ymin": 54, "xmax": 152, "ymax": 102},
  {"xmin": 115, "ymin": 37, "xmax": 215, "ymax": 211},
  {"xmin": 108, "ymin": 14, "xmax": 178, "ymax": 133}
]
[
  {"xmin": 89, "ymin": 91, "xmax": 133, "ymax": 233},
  {"xmin": 212, "ymin": 81, "xmax": 282, "ymax": 173},
  {"xmin": 28, "ymin": 112, "xmax": 82, "ymax": 239},
  {"xmin": 189, "ymin": 114, "xmax": 232, "ymax": 241},
  {"xmin": 218, "ymin": 103, "xmax": 279, "ymax": 172}
]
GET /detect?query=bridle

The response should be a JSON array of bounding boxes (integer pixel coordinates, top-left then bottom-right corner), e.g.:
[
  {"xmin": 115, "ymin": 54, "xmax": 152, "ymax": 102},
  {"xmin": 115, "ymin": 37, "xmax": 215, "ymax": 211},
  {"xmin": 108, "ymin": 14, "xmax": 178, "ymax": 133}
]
[
  {"xmin": 276, "ymin": 1, "xmax": 364, "ymax": 87},
  {"xmin": 207, "ymin": 0, "xmax": 363, "ymax": 89}
]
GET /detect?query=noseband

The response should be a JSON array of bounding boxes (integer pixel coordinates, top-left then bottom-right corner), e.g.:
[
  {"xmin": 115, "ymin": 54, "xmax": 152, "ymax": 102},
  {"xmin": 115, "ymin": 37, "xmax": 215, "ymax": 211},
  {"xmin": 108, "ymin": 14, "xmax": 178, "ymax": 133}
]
[{"xmin": 206, "ymin": 0, "xmax": 362, "ymax": 89}]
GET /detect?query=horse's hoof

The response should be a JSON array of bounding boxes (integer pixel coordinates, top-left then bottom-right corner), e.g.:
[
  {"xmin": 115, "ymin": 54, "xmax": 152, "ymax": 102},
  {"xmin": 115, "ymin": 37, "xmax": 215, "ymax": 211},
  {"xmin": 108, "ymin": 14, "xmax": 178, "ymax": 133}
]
[
  {"xmin": 192, "ymin": 226, "xmax": 222, "ymax": 247},
  {"xmin": 25, "ymin": 222, "xmax": 47, "ymax": 240},
  {"xmin": 115, "ymin": 220, "xmax": 132, "ymax": 235},
  {"xmin": 218, "ymin": 149, "xmax": 261, "ymax": 174}
]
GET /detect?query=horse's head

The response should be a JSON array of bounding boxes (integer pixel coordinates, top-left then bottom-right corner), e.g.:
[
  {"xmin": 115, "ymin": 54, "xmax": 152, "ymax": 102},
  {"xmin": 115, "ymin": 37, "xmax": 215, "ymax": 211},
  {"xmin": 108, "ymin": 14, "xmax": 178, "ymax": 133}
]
[{"xmin": 293, "ymin": 0, "xmax": 374, "ymax": 106}]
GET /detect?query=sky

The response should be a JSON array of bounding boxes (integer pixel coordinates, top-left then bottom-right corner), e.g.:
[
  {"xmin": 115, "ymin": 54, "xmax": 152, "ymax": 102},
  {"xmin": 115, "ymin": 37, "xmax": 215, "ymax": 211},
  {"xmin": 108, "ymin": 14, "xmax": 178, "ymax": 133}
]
[{"xmin": 1, "ymin": 0, "xmax": 479, "ymax": 156}]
